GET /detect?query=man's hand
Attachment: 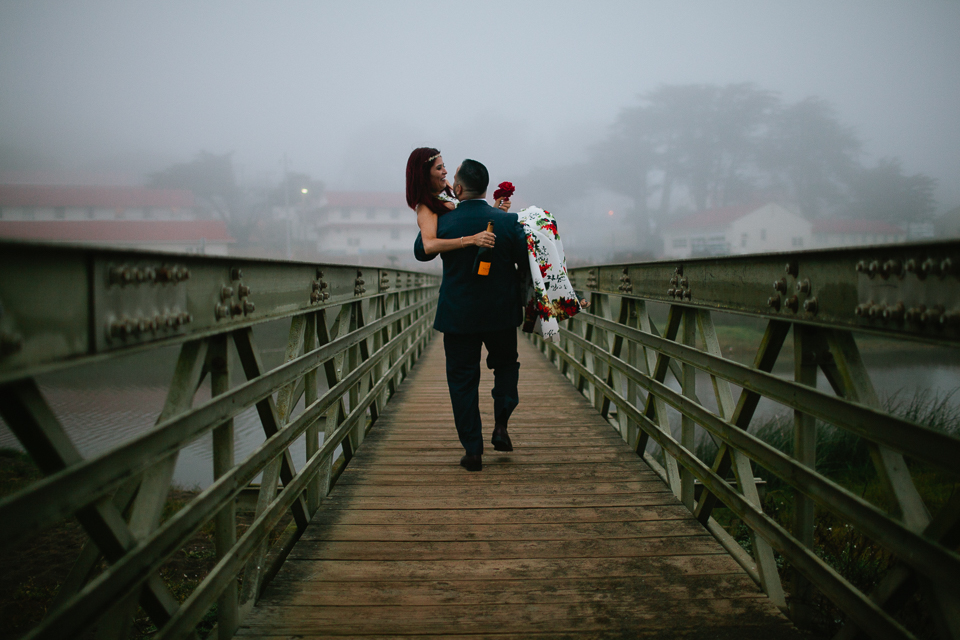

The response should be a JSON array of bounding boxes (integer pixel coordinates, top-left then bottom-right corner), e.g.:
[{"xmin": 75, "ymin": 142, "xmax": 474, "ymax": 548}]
[
  {"xmin": 495, "ymin": 197, "xmax": 512, "ymax": 212},
  {"xmin": 472, "ymin": 230, "xmax": 496, "ymax": 249}
]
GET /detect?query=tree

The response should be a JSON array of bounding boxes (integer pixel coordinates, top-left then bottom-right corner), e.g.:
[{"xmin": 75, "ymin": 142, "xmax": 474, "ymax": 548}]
[
  {"xmin": 648, "ymin": 83, "xmax": 778, "ymax": 212},
  {"xmin": 269, "ymin": 171, "xmax": 325, "ymax": 209},
  {"xmin": 760, "ymin": 97, "xmax": 861, "ymax": 217},
  {"xmin": 148, "ymin": 151, "xmax": 239, "ymax": 221},
  {"xmin": 591, "ymin": 83, "xmax": 779, "ymax": 220},
  {"xmin": 846, "ymin": 158, "xmax": 937, "ymax": 224},
  {"xmin": 590, "ymin": 104, "xmax": 656, "ymax": 222}
]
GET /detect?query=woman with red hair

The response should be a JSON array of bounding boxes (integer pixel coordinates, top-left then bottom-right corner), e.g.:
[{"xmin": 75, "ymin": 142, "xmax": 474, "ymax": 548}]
[{"xmin": 406, "ymin": 147, "xmax": 505, "ymax": 255}]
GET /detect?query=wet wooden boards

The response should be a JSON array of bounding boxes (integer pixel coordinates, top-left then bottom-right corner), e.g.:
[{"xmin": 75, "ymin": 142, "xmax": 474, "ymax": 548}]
[{"xmin": 238, "ymin": 334, "xmax": 806, "ymax": 639}]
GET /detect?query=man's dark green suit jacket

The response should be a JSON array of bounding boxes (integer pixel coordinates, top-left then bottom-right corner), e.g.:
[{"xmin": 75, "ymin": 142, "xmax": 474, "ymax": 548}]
[{"xmin": 413, "ymin": 198, "xmax": 528, "ymax": 334}]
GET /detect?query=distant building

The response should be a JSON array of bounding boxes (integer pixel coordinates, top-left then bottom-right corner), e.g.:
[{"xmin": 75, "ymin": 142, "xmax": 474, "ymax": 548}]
[
  {"xmin": 811, "ymin": 219, "xmax": 907, "ymax": 248},
  {"xmin": 310, "ymin": 191, "xmax": 418, "ymax": 266},
  {"xmin": 0, "ymin": 185, "xmax": 196, "ymax": 221},
  {"xmin": 0, "ymin": 185, "xmax": 233, "ymax": 254},
  {"xmin": 661, "ymin": 203, "xmax": 811, "ymax": 258},
  {"xmin": 936, "ymin": 205, "xmax": 960, "ymax": 238},
  {"xmin": 0, "ymin": 220, "xmax": 234, "ymax": 255}
]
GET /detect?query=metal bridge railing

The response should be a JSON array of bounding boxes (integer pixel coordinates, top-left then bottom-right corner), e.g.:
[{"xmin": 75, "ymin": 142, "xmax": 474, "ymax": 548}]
[
  {"xmin": 530, "ymin": 240, "xmax": 960, "ymax": 640},
  {"xmin": 0, "ymin": 240, "xmax": 440, "ymax": 640}
]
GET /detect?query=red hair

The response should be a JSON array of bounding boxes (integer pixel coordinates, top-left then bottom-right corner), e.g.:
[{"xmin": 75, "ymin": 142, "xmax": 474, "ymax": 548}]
[{"xmin": 405, "ymin": 147, "xmax": 453, "ymax": 215}]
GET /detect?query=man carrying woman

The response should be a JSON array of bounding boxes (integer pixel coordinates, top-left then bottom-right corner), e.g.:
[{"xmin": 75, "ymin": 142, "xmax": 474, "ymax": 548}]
[{"xmin": 410, "ymin": 151, "xmax": 527, "ymax": 472}]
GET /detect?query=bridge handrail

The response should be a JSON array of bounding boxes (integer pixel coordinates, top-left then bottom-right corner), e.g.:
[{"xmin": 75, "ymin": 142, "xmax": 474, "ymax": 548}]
[
  {"xmin": 531, "ymin": 240, "xmax": 960, "ymax": 640},
  {"xmin": 0, "ymin": 240, "xmax": 441, "ymax": 639}
]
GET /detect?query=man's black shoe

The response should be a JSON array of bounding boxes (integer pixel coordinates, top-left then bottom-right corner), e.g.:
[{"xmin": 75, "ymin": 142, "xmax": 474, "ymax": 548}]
[
  {"xmin": 491, "ymin": 423, "xmax": 513, "ymax": 452},
  {"xmin": 460, "ymin": 454, "xmax": 482, "ymax": 472}
]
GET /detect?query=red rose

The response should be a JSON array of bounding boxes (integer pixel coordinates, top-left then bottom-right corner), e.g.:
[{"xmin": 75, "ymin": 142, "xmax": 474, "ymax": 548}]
[{"xmin": 493, "ymin": 181, "xmax": 515, "ymax": 201}]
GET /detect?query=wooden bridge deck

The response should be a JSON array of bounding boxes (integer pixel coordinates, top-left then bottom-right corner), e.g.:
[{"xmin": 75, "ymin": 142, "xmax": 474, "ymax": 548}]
[{"xmin": 239, "ymin": 335, "xmax": 807, "ymax": 639}]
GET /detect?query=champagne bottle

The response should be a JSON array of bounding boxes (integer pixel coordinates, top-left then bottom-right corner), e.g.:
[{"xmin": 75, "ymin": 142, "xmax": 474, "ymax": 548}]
[{"xmin": 473, "ymin": 221, "xmax": 495, "ymax": 276}]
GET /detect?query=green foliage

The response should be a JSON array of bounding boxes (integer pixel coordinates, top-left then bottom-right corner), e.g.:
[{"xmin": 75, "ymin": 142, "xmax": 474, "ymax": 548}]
[
  {"xmin": 705, "ymin": 388, "xmax": 960, "ymax": 638},
  {"xmin": 147, "ymin": 150, "xmax": 239, "ymax": 220},
  {"xmin": 846, "ymin": 157, "xmax": 938, "ymax": 223},
  {"xmin": 0, "ymin": 448, "xmax": 40, "ymax": 499},
  {"xmin": 747, "ymin": 388, "xmax": 960, "ymax": 486},
  {"xmin": 584, "ymin": 82, "xmax": 937, "ymax": 222}
]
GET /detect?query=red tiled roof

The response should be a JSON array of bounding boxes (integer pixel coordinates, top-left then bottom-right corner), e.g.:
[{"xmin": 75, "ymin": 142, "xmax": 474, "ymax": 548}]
[
  {"xmin": 0, "ymin": 221, "xmax": 234, "ymax": 243},
  {"xmin": 0, "ymin": 185, "xmax": 195, "ymax": 208},
  {"xmin": 662, "ymin": 203, "xmax": 765, "ymax": 231},
  {"xmin": 811, "ymin": 220, "xmax": 905, "ymax": 235},
  {"xmin": 324, "ymin": 191, "xmax": 405, "ymax": 209}
]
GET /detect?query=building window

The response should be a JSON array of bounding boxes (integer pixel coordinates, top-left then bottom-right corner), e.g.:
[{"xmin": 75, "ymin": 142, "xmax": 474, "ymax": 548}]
[
  {"xmin": 390, "ymin": 210, "xmax": 400, "ymax": 219},
  {"xmin": 792, "ymin": 237, "xmax": 804, "ymax": 247},
  {"xmin": 347, "ymin": 238, "xmax": 360, "ymax": 246},
  {"xmin": 366, "ymin": 210, "xmax": 376, "ymax": 220},
  {"xmin": 340, "ymin": 210, "xmax": 350, "ymax": 219},
  {"xmin": 54, "ymin": 207, "xmax": 66, "ymax": 219},
  {"xmin": 760, "ymin": 229, "xmax": 767, "ymax": 240},
  {"xmin": 741, "ymin": 232, "xmax": 747, "ymax": 247},
  {"xmin": 390, "ymin": 230, "xmax": 401, "ymax": 240},
  {"xmin": 672, "ymin": 238, "xmax": 687, "ymax": 248}
]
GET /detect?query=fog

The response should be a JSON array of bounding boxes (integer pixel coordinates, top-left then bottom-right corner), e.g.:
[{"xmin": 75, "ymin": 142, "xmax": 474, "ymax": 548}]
[{"xmin": 1, "ymin": 1, "xmax": 959, "ymax": 262}]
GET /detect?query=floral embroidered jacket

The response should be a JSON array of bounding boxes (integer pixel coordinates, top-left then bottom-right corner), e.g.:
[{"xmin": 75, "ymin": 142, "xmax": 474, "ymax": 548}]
[{"xmin": 516, "ymin": 207, "xmax": 582, "ymax": 342}]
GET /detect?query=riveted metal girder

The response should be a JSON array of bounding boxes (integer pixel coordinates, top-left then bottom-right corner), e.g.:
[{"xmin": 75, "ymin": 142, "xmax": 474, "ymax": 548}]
[
  {"xmin": 569, "ymin": 239, "xmax": 960, "ymax": 346},
  {"xmin": 0, "ymin": 240, "xmax": 438, "ymax": 383}
]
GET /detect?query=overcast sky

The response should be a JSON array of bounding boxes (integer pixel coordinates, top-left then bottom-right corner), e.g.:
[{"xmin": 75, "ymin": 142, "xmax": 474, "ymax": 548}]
[{"xmin": 1, "ymin": 1, "xmax": 958, "ymax": 209}]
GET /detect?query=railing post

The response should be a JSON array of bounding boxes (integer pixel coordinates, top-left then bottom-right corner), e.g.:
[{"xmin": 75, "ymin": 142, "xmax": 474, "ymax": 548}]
[
  {"xmin": 792, "ymin": 323, "xmax": 817, "ymax": 624},
  {"xmin": 317, "ymin": 306, "xmax": 348, "ymax": 486},
  {"xmin": 680, "ymin": 308, "xmax": 697, "ymax": 510},
  {"xmin": 695, "ymin": 311, "xmax": 786, "ymax": 608},
  {"xmin": 210, "ymin": 334, "xmax": 239, "ymax": 639},
  {"xmin": 637, "ymin": 303, "xmax": 683, "ymax": 497},
  {"xmin": 304, "ymin": 312, "xmax": 321, "ymax": 515}
]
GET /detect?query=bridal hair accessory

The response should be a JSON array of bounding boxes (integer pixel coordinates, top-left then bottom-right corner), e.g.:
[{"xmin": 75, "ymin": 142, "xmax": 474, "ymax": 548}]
[
  {"xmin": 426, "ymin": 152, "xmax": 441, "ymax": 162},
  {"xmin": 493, "ymin": 181, "xmax": 515, "ymax": 201}
]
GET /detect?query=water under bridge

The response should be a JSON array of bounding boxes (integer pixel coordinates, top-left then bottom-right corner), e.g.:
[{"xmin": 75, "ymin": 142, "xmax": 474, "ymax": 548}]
[{"xmin": 1, "ymin": 239, "xmax": 959, "ymax": 639}]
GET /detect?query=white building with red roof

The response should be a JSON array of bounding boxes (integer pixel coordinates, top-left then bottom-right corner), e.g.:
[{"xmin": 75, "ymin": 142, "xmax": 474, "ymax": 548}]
[
  {"xmin": 0, "ymin": 185, "xmax": 234, "ymax": 254},
  {"xmin": 661, "ymin": 203, "xmax": 812, "ymax": 258},
  {"xmin": 811, "ymin": 219, "xmax": 907, "ymax": 248},
  {"xmin": 311, "ymin": 191, "xmax": 418, "ymax": 266},
  {"xmin": 661, "ymin": 201, "xmax": 911, "ymax": 258}
]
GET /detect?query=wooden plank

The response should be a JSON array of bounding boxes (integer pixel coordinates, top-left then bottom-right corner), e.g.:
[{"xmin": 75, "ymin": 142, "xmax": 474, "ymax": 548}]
[
  {"xmin": 335, "ymin": 462, "xmax": 658, "ymax": 478},
  {"xmin": 262, "ymin": 574, "xmax": 765, "ymax": 604},
  {"xmin": 239, "ymin": 335, "xmax": 801, "ymax": 638},
  {"xmin": 332, "ymin": 481, "xmax": 675, "ymax": 498},
  {"xmin": 306, "ymin": 505, "xmax": 693, "ymax": 526},
  {"xmin": 298, "ymin": 520, "xmax": 706, "ymax": 541},
  {"xmin": 319, "ymin": 494, "xmax": 679, "ymax": 509},
  {"xmin": 237, "ymin": 600, "xmax": 800, "ymax": 636},
  {"xmin": 261, "ymin": 554, "xmax": 744, "ymax": 583},
  {"xmin": 287, "ymin": 536, "xmax": 723, "ymax": 561}
]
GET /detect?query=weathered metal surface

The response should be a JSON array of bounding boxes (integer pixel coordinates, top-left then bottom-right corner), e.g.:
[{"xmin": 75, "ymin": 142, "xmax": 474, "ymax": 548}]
[
  {"xmin": 569, "ymin": 239, "xmax": 960, "ymax": 345},
  {"xmin": 0, "ymin": 241, "xmax": 440, "ymax": 640},
  {"xmin": 531, "ymin": 264, "xmax": 960, "ymax": 639},
  {"xmin": 0, "ymin": 239, "xmax": 438, "ymax": 383}
]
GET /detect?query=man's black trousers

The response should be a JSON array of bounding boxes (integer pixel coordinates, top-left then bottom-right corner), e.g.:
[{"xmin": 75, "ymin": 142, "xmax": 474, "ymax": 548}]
[{"xmin": 442, "ymin": 328, "xmax": 520, "ymax": 457}]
